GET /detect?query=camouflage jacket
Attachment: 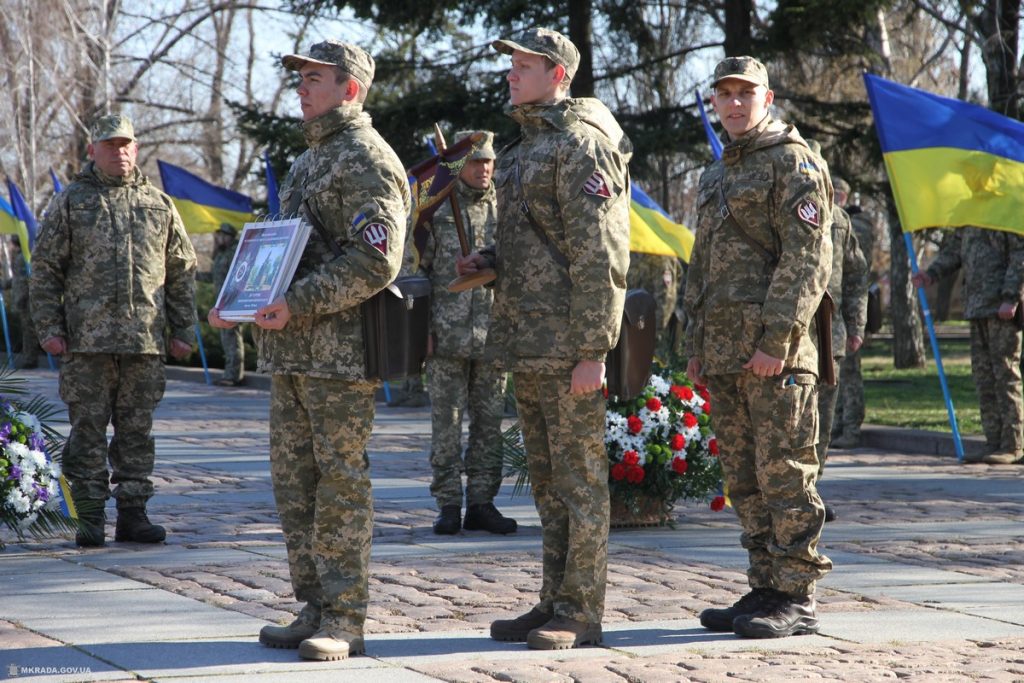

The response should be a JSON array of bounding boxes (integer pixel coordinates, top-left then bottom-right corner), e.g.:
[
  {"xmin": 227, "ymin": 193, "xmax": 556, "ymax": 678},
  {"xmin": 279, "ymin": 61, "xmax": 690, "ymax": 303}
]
[
  {"xmin": 926, "ymin": 226, "xmax": 1024, "ymax": 319},
  {"xmin": 482, "ymin": 97, "xmax": 632, "ymax": 373},
  {"xmin": 684, "ymin": 116, "xmax": 833, "ymax": 376},
  {"xmin": 256, "ymin": 104, "xmax": 410, "ymax": 379},
  {"xmin": 828, "ymin": 206, "xmax": 868, "ymax": 358},
  {"xmin": 211, "ymin": 237, "xmax": 239, "ymax": 290},
  {"xmin": 847, "ymin": 206, "xmax": 876, "ymax": 279},
  {"xmin": 31, "ymin": 163, "xmax": 197, "ymax": 354},
  {"xmin": 408, "ymin": 180, "xmax": 496, "ymax": 359},
  {"xmin": 626, "ymin": 253, "xmax": 682, "ymax": 332}
]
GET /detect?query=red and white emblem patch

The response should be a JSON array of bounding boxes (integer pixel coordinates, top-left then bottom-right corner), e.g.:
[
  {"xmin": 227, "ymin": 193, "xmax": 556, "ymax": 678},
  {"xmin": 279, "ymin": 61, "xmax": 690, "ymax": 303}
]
[
  {"xmin": 362, "ymin": 223, "xmax": 389, "ymax": 254},
  {"xmin": 582, "ymin": 171, "xmax": 612, "ymax": 198},
  {"xmin": 796, "ymin": 200, "xmax": 819, "ymax": 227}
]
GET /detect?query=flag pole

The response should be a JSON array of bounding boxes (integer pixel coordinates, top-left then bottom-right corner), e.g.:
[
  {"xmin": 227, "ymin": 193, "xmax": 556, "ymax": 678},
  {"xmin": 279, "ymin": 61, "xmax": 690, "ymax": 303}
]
[
  {"xmin": 0, "ymin": 292, "xmax": 13, "ymax": 369},
  {"xmin": 194, "ymin": 323, "xmax": 212, "ymax": 385},
  {"xmin": 904, "ymin": 232, "xmax": 965, "ymax": 462}
]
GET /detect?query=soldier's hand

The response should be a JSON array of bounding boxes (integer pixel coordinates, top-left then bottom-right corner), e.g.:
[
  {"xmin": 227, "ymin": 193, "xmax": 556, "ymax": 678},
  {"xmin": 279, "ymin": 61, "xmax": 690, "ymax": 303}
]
[
  {"xmin": 168, "ymin": 338, "xmax": 192, "ymax": 360},
  {"xmin": 847, "ymin": 335, "xmax": 864, "ymax": 354},
  {"xmin": 686, "ymin": 357, "xmax": 705, "ymax": 386},
  {"xmin": 207, "ymin": 307, "xmax": 237, "ymax": 329},
  {"xmin": 570, "ymin": 360, "xmax": 605, "ymax": 394},
  {"xmin": 998, "ymin": 301, "xmax": 1018, "ymax": 321},
  {"xmin": 40, "ymin": 336, "xmax": 66, "ymax": 356},
  {"xmin": 254, "ymin": 297, "xmax": 291, "ymax": 330},
  {"xmin": 911, "ymin": 272, "xmax": 932, "ymax": 289},
  {"xmin": 456, "ymin": 252, "xmax": 485, "ymax": 276},
  {"xmin": 743, "ymin": 349, "xmax": 784, "ymax": 377}
]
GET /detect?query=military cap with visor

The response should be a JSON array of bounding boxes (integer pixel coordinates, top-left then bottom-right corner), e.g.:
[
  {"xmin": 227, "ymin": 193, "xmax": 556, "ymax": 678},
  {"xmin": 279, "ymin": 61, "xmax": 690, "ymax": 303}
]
[
  {"xmin": 282, "ymin": 39, "xmax": 375, "ymax": 89},
  {"xmin": 492, "ymin": 28, "xmax": 580, "ymax": 82},
  {"xmin": 90, "ymin": 114, "xmax": 136, "ymax": 143},
  {"xmin": 454, "ymin": 130, "xmax": 496, "ymax": 161},
  {"xmin": 712, "ymin": 55, "xmax": 770, "ymax": 89}
]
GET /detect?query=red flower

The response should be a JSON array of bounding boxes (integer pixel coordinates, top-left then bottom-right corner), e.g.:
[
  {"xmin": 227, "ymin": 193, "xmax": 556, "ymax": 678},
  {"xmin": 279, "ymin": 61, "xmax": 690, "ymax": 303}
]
[
  {"xmin": 627, "ymin": 415, "xmax": 643, "ymax": 434},
  {"xmin": 710, "ymin": 495, "xmax": 726, "ymax": 511},
  {"xmin": 709, "ymin": 438, "xmax": 719, "ymax": 456},
  {"xmin": 622, "ymin": 449, "xmax": 640, "ymax": 465},
  {"xmin": 682, "ymin": 413, "xmax": 698, "ymax": 428},
  {"xmin": 645, "ymin": 397, "xmax": 662, "ymax": 412},
  {"xmin": 626, "ymin": 465, "xmax": 645, "ymax": 484},
  {"xmin": 602, "ymin": 386, "xmax": 609, "ymax": 399},
  {"xmin": 671, "ymin": 457, "xmax": 688, "ymax": 474},
  {"xmin": 671, "ymin": 385, "xmax": 694, "ymax": 401},
  {"xmin": 703, "ymin": 402, "xmax": 712, "ymax": 415},
  {"xmin": 699, "ymin": 388, "xmax": 711, "ymax": 402},
  {"xmin": 669, "ymin": 433, "xmax": 685, "ymax": 451},
  {"xmin": 611, "ymin": 463, "xmax": 627, "ymax": 481}
]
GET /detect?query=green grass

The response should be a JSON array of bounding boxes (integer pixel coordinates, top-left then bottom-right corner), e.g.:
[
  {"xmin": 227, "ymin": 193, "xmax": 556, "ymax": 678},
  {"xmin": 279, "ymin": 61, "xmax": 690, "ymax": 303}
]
[{"xmin": 861, "ymin": 338, "xmax": 981, "ymax": 434}]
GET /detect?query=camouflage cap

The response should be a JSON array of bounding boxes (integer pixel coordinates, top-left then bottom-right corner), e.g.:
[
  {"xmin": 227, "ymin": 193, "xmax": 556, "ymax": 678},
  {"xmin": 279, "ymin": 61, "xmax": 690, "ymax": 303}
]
[
  {"xmin": 90, "ymin": 114, "xmax": 136, "ymax": 142},
  {"xmin": 712, "ymin": 55, "xmax": 769, "ymax": 89},
  {"xmin": 217, "ymin": 222, "xmax": 237, "ymax": 236},
  {"xmin": 492, "ymin": 28, "xmax": 580, "ymax": 82},
  {"xmin": 833, "ymin": 177, "xmax": 851, "ymax": 195},
  {"xmin": 282, "ymin": 39, "xmax": 375, "ymax": 89},
  {"xmin": 454, "ymin": 130, "xmax": 496, "ymax": 160}
]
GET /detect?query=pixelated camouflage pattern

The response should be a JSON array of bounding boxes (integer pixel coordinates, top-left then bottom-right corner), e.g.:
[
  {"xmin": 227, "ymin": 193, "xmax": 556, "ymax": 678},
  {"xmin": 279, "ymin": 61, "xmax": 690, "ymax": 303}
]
[
  {"xmin": 11, "ymin": 256, "xmax": 38, "ymax": 363},
  {"xmin": 483, "ymin": 98, "xmax": 632, "ymax": 372},
  {"xmin": 426, "ymin": 355, "xmax": 506, "ymax": 507},
  {"xmin": 969, "ymin": 318, "xmax": 1023, "ymax": 454},
  {"xmin": 925, "ymin": 227, "xmax": 1024, "ymax": 320},
  {"xmin": 848, "ymin": 208, "xmax": 876, "ymax": 278},
  {"xmin": 213, "ymin": 237, "xmax": 244, "ymax": 382},
  {"xmin": 684, "ymin": 116, "xmax": 833, "ymax": 376},
  {"xmin": 31, "ymin": 163, "xmax": 198, "ymax": 353},
  {"xmin": 626, "ymin": 253, "xmax": 682, "ymax": 357},
  {"xmin": 59, "ymin": 353, "xmax": 166, "ymax": 505},
  {"xmin": 515, "ymin": 371, "xmax": 609, "ymax": 622},
  {"xmin": 269, "ymin": 374, "xmax": 377, "ymax": 635},
  {"xmin": 827, "ymin": 206, "xmax": 868, "ymax": 359},
  {"xmin": 406, "ymin": 180, "xmax": 497, "ymax": 359},
  {"xmin": 710, "ymin": 371, "xmax": 832, "ymax": 595},
  {"xmin": 256, "ymin": 105, "xmax": 410, "ymax": 379},
  {"xmin": 834, "ymin": 353, "xmax": 865, "ymax": 440}
]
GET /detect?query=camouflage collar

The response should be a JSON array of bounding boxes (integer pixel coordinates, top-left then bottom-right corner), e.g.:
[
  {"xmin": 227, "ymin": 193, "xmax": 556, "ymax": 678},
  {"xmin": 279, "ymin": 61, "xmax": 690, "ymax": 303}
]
[
  {"xmin": 721, "ymin": 116, "xmax": 801, "ymax": 165},
  {"xmin": 457, "ymin": 178, "xmax": 494, "ymax": 203},
  {"xmin": 81, "ymin": 162, "xmax": 144, "ymax": 188},
  {"xmin": 302, "ymin": 105, "xmax": 368, "ymax": 147}
]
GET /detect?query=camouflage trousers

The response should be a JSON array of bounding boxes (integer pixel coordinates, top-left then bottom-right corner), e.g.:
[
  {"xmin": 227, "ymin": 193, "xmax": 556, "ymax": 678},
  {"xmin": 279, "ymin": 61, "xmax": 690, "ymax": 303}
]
[
  {"xmin": 833, "ymin": 351, "xmax": 864, "ymax": 439},
  {"xmin": 515, "ymin": 371, "xmax": 609, "ymax": 624},
  {"xmin": 708, "ymin": 371, "xmax": 832, "ymax": 596},
  {"xmin": 816, "ymin": 358, "xmax": 841, "ymax": 476},
  {"xmin": 426, "ymin": 355, "xmax": 506, "ymax": 508},
  {"xmin": 269, "ymin": 374, "xmax": 377, "ymax": 635},
  {"xmin": 16, "ymin": 302, "xmax": 39, "ymax": 365},
  {"xmin": 59, "ymin": 353, "xmax": 166, "ymax": 507},
  {"xmin": 220, "ymin": 324, "xmax": 245, "ymax": 382},
  {"xmin": 970, "ymin": 318, "xmax": 1023, "ymax": 454}
]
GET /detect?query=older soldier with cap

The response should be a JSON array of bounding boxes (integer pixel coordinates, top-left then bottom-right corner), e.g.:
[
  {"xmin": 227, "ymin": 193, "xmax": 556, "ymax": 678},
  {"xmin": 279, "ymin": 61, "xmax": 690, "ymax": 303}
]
[
  {"xmin": 685, "ymin": 56, "xmax": 833, "ymax": 638},
  {"xmin": 31, "ymin": 114, "xmax": 197, "ymax": 547},
  {"xmin": 211, "ymin": 222, "xmax": 245, "ymax": 386},
  {"xmin": 458, "ymin": 28, "xmax": 631, "ymax": 650},
  {"xmin": 211, "ymin": 40, "xmax": 409, "ymax": 661},
  {"xmin": 408, "ymin": 130, "xmax": 516, "ymax": 536}
]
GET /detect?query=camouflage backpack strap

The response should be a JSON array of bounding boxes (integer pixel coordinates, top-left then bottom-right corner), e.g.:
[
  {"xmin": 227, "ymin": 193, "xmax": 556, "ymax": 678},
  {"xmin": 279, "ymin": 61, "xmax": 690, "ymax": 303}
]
[
  {"xmin": 514, "ymin": 158, "xmax": 570, "ymax": 270},
  {"xmin": 717, "ymin": 172, "xmax": 779, "ymax": 268}
]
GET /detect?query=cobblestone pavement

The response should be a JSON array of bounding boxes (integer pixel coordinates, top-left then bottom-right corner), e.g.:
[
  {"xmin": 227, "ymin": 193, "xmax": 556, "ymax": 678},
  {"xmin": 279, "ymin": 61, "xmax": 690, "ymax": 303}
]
[{"xmin": 3, "ymin": 369, "xmax": 1024, "ymax": 682}]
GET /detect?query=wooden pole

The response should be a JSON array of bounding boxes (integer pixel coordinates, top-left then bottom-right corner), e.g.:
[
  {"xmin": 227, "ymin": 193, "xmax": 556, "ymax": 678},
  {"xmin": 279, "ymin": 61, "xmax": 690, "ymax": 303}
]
[{"xmin": 433, "ymin": 123, "xmax": 471, "ymax": 257}]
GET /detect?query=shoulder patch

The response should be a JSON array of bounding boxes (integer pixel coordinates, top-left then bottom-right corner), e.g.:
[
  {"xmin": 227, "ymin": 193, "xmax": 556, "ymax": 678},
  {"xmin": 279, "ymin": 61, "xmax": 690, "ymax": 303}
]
[
  {"xmin": 796, "ymin": 200, "xmax": 820, "ymax": 227},
  {"xmin": 798, "ymin": 160, "xmax": 819, "ymax": 176},
  {"xmin": 583, "ymin": 171, "xmax": 612, "ymax": 198},
  {"xmin": 362, "ymin": 223, "xmax": 389, "ymax": 255}
]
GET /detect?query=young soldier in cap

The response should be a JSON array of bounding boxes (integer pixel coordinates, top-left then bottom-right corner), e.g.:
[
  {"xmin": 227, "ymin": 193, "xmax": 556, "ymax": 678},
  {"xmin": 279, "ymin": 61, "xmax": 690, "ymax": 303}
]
[
  {"xmin": 685, "ymin": 56, "xmax": 834, "ymax": 638},
  {"xmin": 211, "ymin": 222, "xmax": 245, "ymax": 386},
  {"xmin": 408, "ymin": 130, "xmax": 516, "ymax": 536},
  {"xmin": 32, "ymin": 114, "xmax": 197, "ymax": 547},
  {"xmin": 458, "ymin": 28, "xmax": 631, "ymax": 650},
  {"xmin": 210, "ymin": 40, "xmax": 409, "ymax": 660}
]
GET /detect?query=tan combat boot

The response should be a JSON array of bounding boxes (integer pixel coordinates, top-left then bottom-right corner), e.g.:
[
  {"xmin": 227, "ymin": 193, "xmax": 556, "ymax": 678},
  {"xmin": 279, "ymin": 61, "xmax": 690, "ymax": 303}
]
[
  {"xmin": 526, "ymin": 616, "xmax": 602, "ymax": 650},
  {"xmin": 259, "ymin": 604, "xmax": 320, "ymax": 649},
  {"xmin": 298, "ymin": 627, "xmax": 365, "ymax": 661},
  {"xmin": 490, "ymin": 607, "xmax": 551, "ymax": 642}
]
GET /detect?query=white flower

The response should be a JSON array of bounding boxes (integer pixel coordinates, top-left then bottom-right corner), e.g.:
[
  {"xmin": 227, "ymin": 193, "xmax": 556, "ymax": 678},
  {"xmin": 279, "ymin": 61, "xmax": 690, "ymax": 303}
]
[
  {"xmin": 8, "ymin": 490, "xmax": 30, "ymax": 514},
  {"xmin": 648, "ymin": 375, "xmax": 670, "ymax": 397},
  {"xmin": 19, "ymin": 473, "xmax": 36, "ymax": 495},
  {"xmin": 15, "ymin": 411, "xmax": 40, "ymax": 434},
  {"xmin": 6, "ymin": 441, "xmax": 29, "ymax": 464},
  {"xmin": 25, "ymin": 449, "xmax": 46, "ymax": 470}
]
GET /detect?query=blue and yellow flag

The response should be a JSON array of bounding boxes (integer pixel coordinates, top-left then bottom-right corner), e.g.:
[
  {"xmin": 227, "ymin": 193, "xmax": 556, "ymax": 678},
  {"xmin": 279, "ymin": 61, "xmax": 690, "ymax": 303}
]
[
  {"xmin": 0, "ymin": 194, "xmax": 32, "ymax": 262},
  {"xmin": 6, "ymin": 179, "xmax": 37, "ymax": 252},
  {"xmin": 695, "ymin": 88, "xmax": 724, "ymax": 161},
  {"xmin": 864, "ymin": 73, "xmax": 1024, "ymax": 234},
  {"xmin": 629, "ymin": 184, "xmax": 693, "ymax": 262},
  {"xmin": 263, "ymin": 151, "xmax": 280, "ymax": 216},
  {"xmin": 157, "ymin": 160, "xmax": 254, "ymax": 234}
]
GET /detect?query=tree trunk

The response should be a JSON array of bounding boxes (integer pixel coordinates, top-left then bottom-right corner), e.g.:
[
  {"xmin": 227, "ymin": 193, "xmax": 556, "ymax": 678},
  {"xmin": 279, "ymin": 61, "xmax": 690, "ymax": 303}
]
[
  {"xmin": 976, "ymin": 0, "xmax": 1020, "ymax": 118},
  {"xmin": 568, "ymin": 0, "xmax": 594, "ymax": 97},
  {"xmin": 887, "ymin": 195, "xmax": 925, "ymax": 368},
  {"xmin": 724, "ymin": 0, "xmax": 753, "ymax": 56}
]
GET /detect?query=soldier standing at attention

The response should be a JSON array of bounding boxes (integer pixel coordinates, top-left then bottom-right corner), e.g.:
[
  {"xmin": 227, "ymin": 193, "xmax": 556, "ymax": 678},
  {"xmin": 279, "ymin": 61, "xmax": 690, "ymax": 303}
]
[
  {"xmin": 410, "ymin": 130, "xmax": 516, "ymax": 536},
  {"xmin": 685, "ymin": 56, "xmax": 834, "ymax": 638},
  {"xmin": 31, "ymin": 114, "xmax": 197, "ymax": 547},
  {"xmin": 458, "ymin": 28, "xmax": 631, "ymax": 650},
  {"xmin": 211, "ymin": 223, "xmax": 245, "ymax": 387},
  {"xmin": 9, "ymin": 237, "xmax": 40, "ymax": 369},
  {"xmin": 913, "ymin": 227, "xmax": 1024, "ymax": 464},
  {"xmin": 210, "ymin": 40, "xmax": 409, "ymax": 660}
]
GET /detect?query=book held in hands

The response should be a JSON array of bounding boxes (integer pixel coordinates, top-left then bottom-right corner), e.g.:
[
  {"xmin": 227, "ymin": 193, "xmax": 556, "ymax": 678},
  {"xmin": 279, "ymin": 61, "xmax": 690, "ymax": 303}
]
[{"xmin": 215, "ymin": 217, "xmax": 311, "ymax": 322}]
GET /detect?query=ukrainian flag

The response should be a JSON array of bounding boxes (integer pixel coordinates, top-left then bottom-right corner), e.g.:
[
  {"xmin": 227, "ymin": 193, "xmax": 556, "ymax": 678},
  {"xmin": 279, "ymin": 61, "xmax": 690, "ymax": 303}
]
[
  {"xmin": 157, "ymin": 160, "xmax": 254, "ymax": 234},
  {"xmin": 0, "ymin": 195, "xmax": 31, "ymax": 262},
  {"xmin": 629, "ymin": 184, "xmax": 694, "ymax": 262},
  {"xmin": 864, "ymin": 73, "xmax": 1024, "ymax": 234}
]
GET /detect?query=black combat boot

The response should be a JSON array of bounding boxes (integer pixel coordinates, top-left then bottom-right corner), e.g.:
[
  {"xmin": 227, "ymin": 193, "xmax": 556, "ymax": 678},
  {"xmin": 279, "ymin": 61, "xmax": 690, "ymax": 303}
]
[
  {"xmin": 732, "ymin": 592, "xmax": 819, "ymax": 638},
  {"xmin": 115, "ymin": 507, "xmax": 167, "ymax": 543},
  {"xmin": 74, "ymin": 506, "xmax": 106, "ymax": 548},
  {"xmin": 463, "ymin": 502, "xmax": 517, "ymax": 534},
  {"xmin": 432, "ymin": 505, "xmax": 462, "ymax": 535},
  {"xmin": 699, "ymin": 587, "xmax": 778, "ymax": 632},
  {"xmin": 824, "ymin": 505, "xmax": 837, "ymax": 523}
]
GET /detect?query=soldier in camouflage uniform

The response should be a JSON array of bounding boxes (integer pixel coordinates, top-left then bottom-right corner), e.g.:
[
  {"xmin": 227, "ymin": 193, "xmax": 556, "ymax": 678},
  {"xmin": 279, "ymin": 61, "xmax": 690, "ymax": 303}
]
[
  {"xmin": 9, "ymin": 238, "xmax": 39, "ymax": 369},
  {"xmin": 914, "ymin": 227, "xmax": 1024, "ymax": 464},
  {"xmin": 211, "ymin": 223, "xmax": 245, "ymax": 386},
  {"xmin": 626, "ymin": 253, "xmax": 683, "ymax": 360},
  {"xmin": 210, "ymin": 40, "xmax": 409, "ymax": 661},
  {"xmin": 458, "ymin": 28, "xmax": 631, "ymax": 651},
  {"xmin": 407, "ymin": 130, "xmax": 516, "ymax": 536},
  {"xmin": 685, "ymin": 57, "xmax": 833, "ymax": 638},
  {"xmin": 832, "ymin": 189, "xmax": 876, "ymax": 448},
  {"xmin": 31, "ymin": 114, "xmax": 197, "ymax": 547}
]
